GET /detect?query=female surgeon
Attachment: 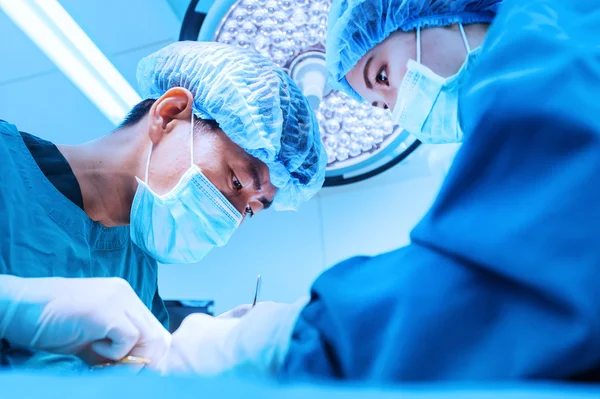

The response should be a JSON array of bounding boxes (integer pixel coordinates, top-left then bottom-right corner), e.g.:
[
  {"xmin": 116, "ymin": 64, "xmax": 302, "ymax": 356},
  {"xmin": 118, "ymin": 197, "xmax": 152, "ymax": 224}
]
[
  {"xmin": 155, "ymin": 0, "xmax": 600, "ymax": 383},
  {"xmin": 326, "ymin": 0, "xmax": 500, "ymax": 144},
  {"xmin": 0, "ymin": 41, "xmax": 326, "ymax": 370}
]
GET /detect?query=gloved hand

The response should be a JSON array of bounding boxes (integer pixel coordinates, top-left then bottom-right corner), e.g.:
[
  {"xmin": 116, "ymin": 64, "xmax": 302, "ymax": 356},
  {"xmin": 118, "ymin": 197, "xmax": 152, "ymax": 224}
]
[
  {"xmin": 216, "ymin": 302, "xmax": 273, "ymax": 319},
  {"xmin": 153, "ymin": 299, "xmax": 309, "ymax": 376},
  {"xmin": 0, "ymin": 275, "xmax": 171, "ymax": 364},
  {"xmin": 217, "ymin": 304, "xmax": 253, "ymax": 319}
]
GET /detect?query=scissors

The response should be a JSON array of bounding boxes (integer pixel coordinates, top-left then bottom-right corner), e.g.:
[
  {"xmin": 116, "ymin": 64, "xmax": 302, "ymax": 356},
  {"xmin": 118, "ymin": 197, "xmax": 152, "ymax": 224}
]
[{"xmin": 252, "ymin": 274, "xmax": 262, "ymax": 307}]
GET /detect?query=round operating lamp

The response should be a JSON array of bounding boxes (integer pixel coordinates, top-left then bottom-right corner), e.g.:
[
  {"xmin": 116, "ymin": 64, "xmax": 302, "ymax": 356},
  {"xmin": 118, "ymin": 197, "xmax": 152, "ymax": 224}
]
[{"xmin": 180, "ymin": 0, "xmax": 421, "ymax": 186}]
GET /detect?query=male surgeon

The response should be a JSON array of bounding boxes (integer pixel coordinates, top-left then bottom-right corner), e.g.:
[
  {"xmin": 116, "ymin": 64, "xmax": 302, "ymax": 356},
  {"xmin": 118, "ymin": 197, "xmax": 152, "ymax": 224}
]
[{"xmin": 0, "ymin": 41, "xmax": 326, "ymax": 370}]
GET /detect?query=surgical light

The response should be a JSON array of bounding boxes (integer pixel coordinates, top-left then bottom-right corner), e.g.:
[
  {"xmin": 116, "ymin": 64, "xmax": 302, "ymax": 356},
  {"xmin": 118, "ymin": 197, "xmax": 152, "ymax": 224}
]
[
  {"xmin": 181, "ymin": 0, "xmax": 421, "ymax": 186},
  {"xmin": 0, "ymin": 0, "xmax": 142, "ymax": 125}
]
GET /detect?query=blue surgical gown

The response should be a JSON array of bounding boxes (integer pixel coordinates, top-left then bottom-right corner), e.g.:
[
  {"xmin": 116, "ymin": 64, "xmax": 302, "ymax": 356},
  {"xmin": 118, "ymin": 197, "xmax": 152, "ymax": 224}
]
[
  {"xmin": 0, "ymin": 121, "xmax": 168, "ymax": 371},
  {"xmin": 282, "ymin": 0, "xmax": 600, "ymax": 381}
]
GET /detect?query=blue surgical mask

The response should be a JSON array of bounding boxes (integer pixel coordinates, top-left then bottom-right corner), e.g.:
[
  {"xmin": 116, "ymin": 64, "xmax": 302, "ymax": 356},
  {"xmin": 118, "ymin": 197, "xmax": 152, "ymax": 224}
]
[
  {"xmin": 130, "ymin": 112, "xmax": 242, "ymax": 264},
  {"xmin": 391, "ymin": 24, "xmax": 481, "ymax": 144}
]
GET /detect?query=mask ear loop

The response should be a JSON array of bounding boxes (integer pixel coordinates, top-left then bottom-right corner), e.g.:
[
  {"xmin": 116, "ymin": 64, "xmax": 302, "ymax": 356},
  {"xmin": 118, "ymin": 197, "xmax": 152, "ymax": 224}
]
[
  {"xmin": 190, "ymin": 110, "xmax": 195, "ymax": 167},
  {"xmin": 144, "ymin": 144, "xmax": 152, "ymax": 184},
  {"xmin": 458, "ymin": 23, "xmax": 472, "ymax": 53},
  {"xmin": 416, "ymin": 27, "xmax": 422, "ymax": 64}
]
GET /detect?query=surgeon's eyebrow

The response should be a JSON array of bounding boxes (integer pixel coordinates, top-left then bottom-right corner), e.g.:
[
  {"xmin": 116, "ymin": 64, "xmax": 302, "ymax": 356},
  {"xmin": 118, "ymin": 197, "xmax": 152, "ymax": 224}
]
[
  {"xmin": 245, "ymin": 158, "xmax": 273, "ymax": 210},
  {"xmin": 245, "ymin": 159, "xmax": 263, "ymax": 192},
  {"xmin": 259, "ymin": 196, "xmax": 273, "ymax": 210},
  {"xmin": 364, "ymin": 56, "xmax": 374, "ymax": 89}
]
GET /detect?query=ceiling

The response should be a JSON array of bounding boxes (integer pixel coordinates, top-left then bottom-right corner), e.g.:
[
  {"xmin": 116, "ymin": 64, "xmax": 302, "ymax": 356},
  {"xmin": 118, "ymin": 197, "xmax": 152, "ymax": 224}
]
[{"xmin": 0, "ymin": 0, "xmax": 183, "ymax": 144}]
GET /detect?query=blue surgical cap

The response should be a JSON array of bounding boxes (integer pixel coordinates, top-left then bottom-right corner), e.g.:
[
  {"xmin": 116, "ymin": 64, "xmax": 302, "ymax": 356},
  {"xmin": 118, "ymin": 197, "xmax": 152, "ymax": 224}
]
[
  {"xmin": 326, "ymin": 0, "xmax": 501, "ymax": 101},
  {"xmin": 137, "ymin": 41, "xmax": 326, "ymax": 211}
]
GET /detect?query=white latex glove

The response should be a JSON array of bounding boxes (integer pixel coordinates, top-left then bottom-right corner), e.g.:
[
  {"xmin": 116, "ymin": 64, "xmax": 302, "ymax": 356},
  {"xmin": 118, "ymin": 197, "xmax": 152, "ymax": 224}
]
[
  {"xmin": 217, "ymin": 302, "xmax": 267, "ymax": 319},
  {"xmin": 0, "ymin": 275, "xmax": 171, "ymax": 364},
  {"xmin": 217, "ymin": 304, "xmax": 252, "ymax": 319},
  {"xmin": 154, "ymin": 298, "xmax": 309, "ymax": 376}
]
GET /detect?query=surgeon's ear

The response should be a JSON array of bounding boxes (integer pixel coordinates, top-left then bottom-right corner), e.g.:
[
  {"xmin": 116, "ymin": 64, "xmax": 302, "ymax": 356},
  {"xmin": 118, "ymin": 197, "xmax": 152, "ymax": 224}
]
[{"xmin": 148, "ymin": 87, "xmax": 194, "ymax": 144}]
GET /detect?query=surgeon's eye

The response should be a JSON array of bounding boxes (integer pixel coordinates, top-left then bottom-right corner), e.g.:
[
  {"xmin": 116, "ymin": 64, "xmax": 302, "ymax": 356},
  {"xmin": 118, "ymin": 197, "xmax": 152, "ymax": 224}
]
[
  {"xmin": 245, "ymin": 206, "xmax": 254, "ymax": 218},
  {"xmin": 376, "ymin": 67, "xmax": 389, "ymax": 85},
  {"xmin": 233, "ymin": 176, "xmax": 243, "ymax": 191}
]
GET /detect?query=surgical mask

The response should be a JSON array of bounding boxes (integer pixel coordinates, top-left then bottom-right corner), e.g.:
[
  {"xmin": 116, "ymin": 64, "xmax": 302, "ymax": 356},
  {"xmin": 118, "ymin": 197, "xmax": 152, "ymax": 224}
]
[
  {"xmin": 130, "ymin": 112, "xmax": 242, "ymax": 264},
  {"xmin": 391, "ymin": 24, "xmax": 481, "ymax": 144}
]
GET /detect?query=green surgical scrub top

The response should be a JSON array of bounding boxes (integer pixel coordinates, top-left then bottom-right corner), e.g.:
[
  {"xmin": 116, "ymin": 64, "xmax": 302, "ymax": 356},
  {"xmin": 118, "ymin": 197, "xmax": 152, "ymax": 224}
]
[{"xmin": 0, "ymin": 120, "xmax": 168, "ymax": 371}]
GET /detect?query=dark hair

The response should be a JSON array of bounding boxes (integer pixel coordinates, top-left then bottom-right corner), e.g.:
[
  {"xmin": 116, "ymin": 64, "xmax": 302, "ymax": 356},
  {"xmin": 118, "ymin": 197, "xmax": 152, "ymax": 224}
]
[
  {"xmin": 118, "ymin": 98, "xmax": 221, "ymax": 133},
  {"xmin": 119, "ymin": 99, "xmax": 156, "ymax": 128}
]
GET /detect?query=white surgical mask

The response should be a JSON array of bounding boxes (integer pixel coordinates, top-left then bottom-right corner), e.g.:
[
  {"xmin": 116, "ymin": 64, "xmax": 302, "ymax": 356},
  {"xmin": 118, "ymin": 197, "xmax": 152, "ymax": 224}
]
[
  {"xmin": 130, "ymin": 112, "xmax": 242, "ymax": 264},
  {"xmin": 391, "ymin": 23, "xmax": 481, "ymax": 144}
]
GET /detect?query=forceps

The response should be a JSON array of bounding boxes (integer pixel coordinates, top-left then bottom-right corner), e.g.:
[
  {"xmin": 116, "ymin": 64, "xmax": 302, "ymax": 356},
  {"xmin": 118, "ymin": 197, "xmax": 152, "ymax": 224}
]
[{"xmin": 252, "ymin": 274, "xmax": 262, "ymax": 307}]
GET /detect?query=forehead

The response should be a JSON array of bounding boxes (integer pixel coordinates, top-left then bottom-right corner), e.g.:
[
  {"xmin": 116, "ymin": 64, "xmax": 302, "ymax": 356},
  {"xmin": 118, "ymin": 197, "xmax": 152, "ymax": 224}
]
[
  {"xmin": 348, "ymin": 43, "xmax": 377, "ymax": 78},
  {"xmin": 346, "ymin": 45, "xmax": 380, "ymax": 100},
  {"xmin": 215, "ymin": 128, "xmax": 273, "ymax": 184},
  {"xmin": 348, "ymin": 30, "xmax": 409, "ymax": 78},
  {"xmin": 208, "ymin": 126, "xmax": 246, "ymax": 157}
]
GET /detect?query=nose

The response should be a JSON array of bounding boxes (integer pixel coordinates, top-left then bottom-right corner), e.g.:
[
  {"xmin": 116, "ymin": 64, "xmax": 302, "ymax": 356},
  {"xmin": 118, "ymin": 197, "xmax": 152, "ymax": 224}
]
[
  {"xmin": 228, "ymin": 194, "xmax": 251, "ymax": 216},
  {"xmin": 384, "ymin": 88, "xmax": 398, "ymax": 112},
  {"xmin": 372, "ymin": 101, "xmax": 389, "ymax": 110},
  {"xmin": 372, "ymin": 89, "xmax": 398, "ymax": 112}
]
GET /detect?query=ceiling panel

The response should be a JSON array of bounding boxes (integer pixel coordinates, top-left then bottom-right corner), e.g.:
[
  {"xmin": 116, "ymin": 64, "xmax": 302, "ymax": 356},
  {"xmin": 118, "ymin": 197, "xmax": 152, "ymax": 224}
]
[
  {"xmin": 0, "ymin": 71, "xmax": 113, "ymax": 144},
  {"xmin": 0, "ymin": 11, "xmax": 57, "ymax": 85},
  {"xmin": 110, "ymin": 39, "xmax": 175, "ymax": 89},
  {"xmin": 0, "ymin": 0, "xmax": 182, "ymax": 87},
  {"xmin": 0, "ymin": 0, "xmax": 187, "ymax": 141},
  {"xmin": 59, "ymin": 0, "xmax": 181, "ymax": 56},
  {"xmin": 0, "ymin": 38, "xmax": 186, "ymax": 144}
]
